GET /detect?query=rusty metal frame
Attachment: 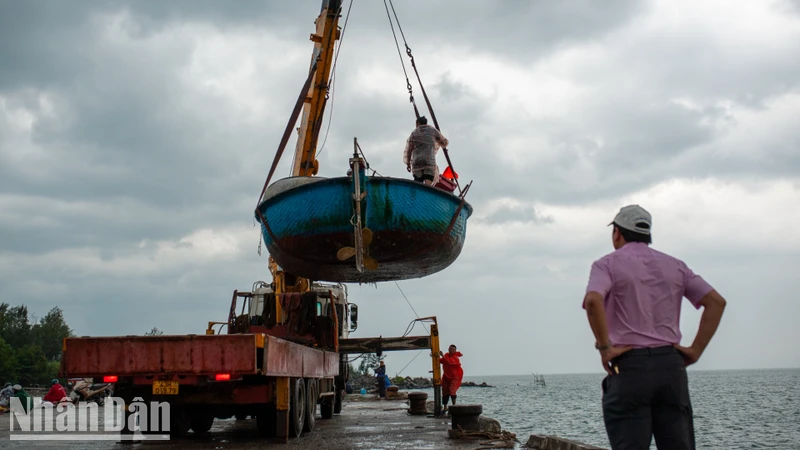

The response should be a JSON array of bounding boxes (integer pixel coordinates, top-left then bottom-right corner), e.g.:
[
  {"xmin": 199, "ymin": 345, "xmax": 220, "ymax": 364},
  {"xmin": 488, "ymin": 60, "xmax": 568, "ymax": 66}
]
[{"xmin": 337, "ymin": 316, "xmax": 443, "ymax": 415}]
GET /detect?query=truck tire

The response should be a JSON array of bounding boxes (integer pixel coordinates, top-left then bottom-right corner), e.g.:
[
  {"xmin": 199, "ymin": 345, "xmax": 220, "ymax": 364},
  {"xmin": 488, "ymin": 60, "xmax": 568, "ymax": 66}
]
[
  {"xmin": 304, "ymin": 379, "xmax": 317, "ymax": 432},
  {"xmin": 289, "ymin": 378, "xmax": 305, "ymax": 438},
  {"xmin": 169, "ymin": 408, "xmax": 191, "ymax": 437},
  {"xmin": 190, "ymin": 414, "xmax": 214, "ymax": 434}
]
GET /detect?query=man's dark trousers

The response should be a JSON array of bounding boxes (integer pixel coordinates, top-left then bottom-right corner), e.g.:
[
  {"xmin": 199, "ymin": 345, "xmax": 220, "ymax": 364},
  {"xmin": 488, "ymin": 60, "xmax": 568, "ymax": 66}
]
[{"xmin": 602, "ymin": 346, "xmax": 696, "ymax": 450}]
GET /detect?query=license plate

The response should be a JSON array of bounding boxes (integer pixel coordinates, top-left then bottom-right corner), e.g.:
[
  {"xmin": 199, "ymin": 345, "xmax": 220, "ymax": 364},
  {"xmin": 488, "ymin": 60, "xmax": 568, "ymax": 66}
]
[{"xmin": 152, "ymin": 381, "xmax": 179, "ymax": 395}]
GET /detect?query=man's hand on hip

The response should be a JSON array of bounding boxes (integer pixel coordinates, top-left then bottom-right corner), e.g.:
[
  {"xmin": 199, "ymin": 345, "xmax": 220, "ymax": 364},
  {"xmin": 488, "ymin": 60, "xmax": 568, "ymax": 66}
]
[
  {"xmin": 674, "ymin": 344, "xmax": 701, "ymax": 366},
  {"xmin": 600, "ymin": 346, "xmax": 632, "ymax": 376}
]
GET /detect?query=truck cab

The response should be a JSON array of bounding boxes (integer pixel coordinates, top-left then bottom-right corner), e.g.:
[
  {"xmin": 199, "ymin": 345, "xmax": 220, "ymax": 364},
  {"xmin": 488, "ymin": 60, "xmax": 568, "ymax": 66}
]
[{"xmin": 245, "ymin": 281, "xmax": 357, "ymax": 339}]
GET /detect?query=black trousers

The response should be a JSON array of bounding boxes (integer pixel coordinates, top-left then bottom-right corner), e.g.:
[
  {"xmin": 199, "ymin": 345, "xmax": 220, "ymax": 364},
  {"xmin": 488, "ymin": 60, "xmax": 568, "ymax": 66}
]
[
  {"xmin": 602, "ymin": 346, "xmax": 695, "ymax": 450},
  {"xmin": 377, "ymin": 378, "xmax": 386, "ymax": 398}
]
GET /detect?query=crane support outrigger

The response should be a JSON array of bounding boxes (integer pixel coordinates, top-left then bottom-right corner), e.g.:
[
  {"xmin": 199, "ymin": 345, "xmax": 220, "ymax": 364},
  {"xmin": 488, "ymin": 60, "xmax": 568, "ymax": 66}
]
[{"xmin": 339, "ymin": 317, "xmax": 443, "ymax": 413}]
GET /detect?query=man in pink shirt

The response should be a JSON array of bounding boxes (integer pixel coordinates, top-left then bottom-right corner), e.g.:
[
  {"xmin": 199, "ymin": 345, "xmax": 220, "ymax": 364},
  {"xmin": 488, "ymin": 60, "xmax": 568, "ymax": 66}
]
[{"xmin": 583, "ymin": 205, "xmax": 727, "ymax": 450}]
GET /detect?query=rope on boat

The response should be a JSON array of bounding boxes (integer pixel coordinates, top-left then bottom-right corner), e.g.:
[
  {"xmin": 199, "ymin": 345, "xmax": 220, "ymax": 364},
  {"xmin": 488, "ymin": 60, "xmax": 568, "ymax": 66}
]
[
  {"xmin": 256, "ymin": 60, "xmax": 319, "ymax": 208},
  {"xmin": 354, "ymin": 141, "xmax": 383, "ymax": 177}
]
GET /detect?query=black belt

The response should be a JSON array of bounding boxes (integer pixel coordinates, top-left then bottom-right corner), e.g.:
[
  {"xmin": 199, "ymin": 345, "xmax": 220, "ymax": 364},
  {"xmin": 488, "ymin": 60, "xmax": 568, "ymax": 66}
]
[{"xmin": 621, "ymin": 345, "xmax": 677, "ymax": 357}]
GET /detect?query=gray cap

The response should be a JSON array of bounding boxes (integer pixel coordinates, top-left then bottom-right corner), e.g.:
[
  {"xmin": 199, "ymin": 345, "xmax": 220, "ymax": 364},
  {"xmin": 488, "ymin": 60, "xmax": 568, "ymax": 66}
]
[{"xmin": 609, "ymin": 205, "xmax": 652, "ymax": 235}]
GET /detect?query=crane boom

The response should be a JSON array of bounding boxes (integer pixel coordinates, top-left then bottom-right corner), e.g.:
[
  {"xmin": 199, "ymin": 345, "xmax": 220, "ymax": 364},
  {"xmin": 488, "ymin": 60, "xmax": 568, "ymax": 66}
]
[{"xmin": 291, "ymin": 0, "xmax": 342, "ymax": 177}]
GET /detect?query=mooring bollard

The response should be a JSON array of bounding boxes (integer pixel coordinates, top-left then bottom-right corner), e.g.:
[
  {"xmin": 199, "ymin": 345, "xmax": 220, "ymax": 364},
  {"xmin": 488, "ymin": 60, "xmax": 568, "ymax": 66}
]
[
  {"xmin": 448, "ymin": 404, "xmax": 483, "ymax": 431},
  {"xmin": 407, "ymin": 391, "xmax": 429, "ymax": 415}
]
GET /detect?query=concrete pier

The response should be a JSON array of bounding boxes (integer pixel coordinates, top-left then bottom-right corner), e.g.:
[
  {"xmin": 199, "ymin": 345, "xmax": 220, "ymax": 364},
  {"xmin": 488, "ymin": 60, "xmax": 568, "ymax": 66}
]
[
  {"xmin": 0, "ymin": 397, "xmax": 606, "ymax": 449},
  {"xmin": 0, "ymin": 399, "xmax": 477, "ymax": 449}
]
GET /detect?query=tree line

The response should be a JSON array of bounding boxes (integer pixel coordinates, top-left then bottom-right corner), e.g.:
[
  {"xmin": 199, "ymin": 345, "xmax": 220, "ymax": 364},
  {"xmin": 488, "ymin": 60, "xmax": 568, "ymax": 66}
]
[{"xmin": 0, "ymin": 304, "xmax": 73, "ymax": 386}]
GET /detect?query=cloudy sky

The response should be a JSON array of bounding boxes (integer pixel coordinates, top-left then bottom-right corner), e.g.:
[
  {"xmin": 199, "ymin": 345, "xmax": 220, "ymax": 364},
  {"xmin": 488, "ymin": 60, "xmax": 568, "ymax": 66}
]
[{"xmin": 2, "ymin": 0, "xmax": 799, "ymax": 377}]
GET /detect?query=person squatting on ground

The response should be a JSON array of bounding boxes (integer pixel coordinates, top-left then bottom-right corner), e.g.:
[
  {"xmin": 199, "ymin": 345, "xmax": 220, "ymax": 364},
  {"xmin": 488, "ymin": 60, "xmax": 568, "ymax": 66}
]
[
  {"xmin": 43, "ymin": 379, "xmax": 70, "ymax": 405},
  {"xmin": 10, "ymin": 384, "xmax": 32, "ymax": 414},
  {"xmin": 439, "ymin": 344, "xmax": 463, "ymax": 414},
  {"xmin": 583, "ymin": 204, "xmax": 727, "ymax": 450},
  {"xmin": 403, "ymin": 116, "xmax": 449, "ymax": 185}
]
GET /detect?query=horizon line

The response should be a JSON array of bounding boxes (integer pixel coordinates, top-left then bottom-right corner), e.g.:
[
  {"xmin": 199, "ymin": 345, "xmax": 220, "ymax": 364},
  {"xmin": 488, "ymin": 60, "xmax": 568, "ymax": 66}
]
[{"xmin": 393, "ymin": 366, "xmax": 800, "ymax": 379}]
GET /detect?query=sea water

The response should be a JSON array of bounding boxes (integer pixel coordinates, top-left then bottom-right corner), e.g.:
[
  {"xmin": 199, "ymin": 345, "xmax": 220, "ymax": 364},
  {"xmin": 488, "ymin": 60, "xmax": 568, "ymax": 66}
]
[{"xmin": 405, "ymin": 368, "xmax": 800, "ymax": 449}]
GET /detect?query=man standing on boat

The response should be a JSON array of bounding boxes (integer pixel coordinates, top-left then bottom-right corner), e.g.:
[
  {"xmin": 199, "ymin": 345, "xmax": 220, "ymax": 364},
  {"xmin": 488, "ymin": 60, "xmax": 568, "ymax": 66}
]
[
  {"xmin": 439, "ymin": 344, "xmax": 463, "ymax": 414},
  {"xmin": 583, "ymin": 205, "xmax": 727, "ymax": 450},
  {"xmin": 403, "ymin": 116, "xmax": 449, "ymax": 185}
]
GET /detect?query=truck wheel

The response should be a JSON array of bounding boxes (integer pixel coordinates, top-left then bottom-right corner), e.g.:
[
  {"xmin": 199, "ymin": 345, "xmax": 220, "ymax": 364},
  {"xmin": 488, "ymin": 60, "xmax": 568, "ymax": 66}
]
[
  {"xmin": 334, "ymin": 389, "xmax": 343, "ymax": 414},
  {"xmin": 289, "ymin": 378, "xmax": 305, "ymax": 438},
  {"xmin": 169, "ymin": 408, "xmax": 191, "ymax": 437},
  {"xmin": 190, "ymin": 414, "xmax": 214, "ymax": 434},
  {"xmin": 304, "ymin": 379, "xmax": 317, "ymax": 432},
  {"xmin": 321, "ymin": 395, "xmax": 334, "ymax": 420}
]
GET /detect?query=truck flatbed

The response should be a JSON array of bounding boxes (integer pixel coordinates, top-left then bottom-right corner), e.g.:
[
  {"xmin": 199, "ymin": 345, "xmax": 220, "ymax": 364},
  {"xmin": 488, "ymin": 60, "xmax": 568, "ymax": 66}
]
[{"xmin": 61, "ymin": 333, "xmax": 338, "ymax": 379}]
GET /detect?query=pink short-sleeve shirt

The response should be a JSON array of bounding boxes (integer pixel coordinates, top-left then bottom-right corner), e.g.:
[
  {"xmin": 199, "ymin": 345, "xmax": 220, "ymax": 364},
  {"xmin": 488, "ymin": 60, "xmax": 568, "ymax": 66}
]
[{"xmin": 584, "ymin": 242, "xmax": 714, "ymax": 348}]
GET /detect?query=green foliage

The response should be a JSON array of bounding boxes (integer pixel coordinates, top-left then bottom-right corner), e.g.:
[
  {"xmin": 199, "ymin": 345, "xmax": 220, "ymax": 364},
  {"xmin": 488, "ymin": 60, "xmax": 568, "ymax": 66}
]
[
  {"xmin": 32, "ymin": 307, "xmax": 74, "ymax": 361},
  {"xmin": 392, "ymin": 375, "xmax": 405, "ymax": 385},
  {"xmin": 0, "ymin": 303, "xmax": 75, "ymax": 386},
  {"xmin": 15, "ymin": 345, "xmax": 51, "ymax": 386},
  {"xmin": 0, "ymin": 337, "xmax": 17, "ymax": 383},
  {"xmin": 0, "ymin": 304, "xmax": 32, "ymax": 349}
]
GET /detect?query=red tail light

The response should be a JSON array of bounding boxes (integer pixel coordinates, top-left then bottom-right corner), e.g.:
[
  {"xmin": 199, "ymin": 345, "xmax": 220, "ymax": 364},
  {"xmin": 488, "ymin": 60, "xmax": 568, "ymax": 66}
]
[
  {"xmin": 103, "ymin": 375, "xmax": 118, "ymax": 383},
  {"xmin": 214, "ymin": 373, "xmax": 231, "ymax": 381}
]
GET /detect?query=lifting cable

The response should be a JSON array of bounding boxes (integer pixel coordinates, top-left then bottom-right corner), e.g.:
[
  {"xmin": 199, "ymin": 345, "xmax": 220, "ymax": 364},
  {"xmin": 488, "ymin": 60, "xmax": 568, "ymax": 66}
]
[
  {"xmin": 256, "ymin": 60, "xmax": 319, "ymax": 208},
  {"xmin": 384, "ymin": 0, "xmax": 463, "ymax": 195},
  {"xmin": 257, "ymin": 3, "xmax": 350, "ymax": 253},
  {"xmin": 260, "ymin": 1, "xmax": 353, "ymax": 208},
  {"xmin": 394, "ymin": 281, "xmax": 429, "ymax": 378},
  {"xmin": 382, "ymin": 0, "xmax": 421, "ymax": 119}
]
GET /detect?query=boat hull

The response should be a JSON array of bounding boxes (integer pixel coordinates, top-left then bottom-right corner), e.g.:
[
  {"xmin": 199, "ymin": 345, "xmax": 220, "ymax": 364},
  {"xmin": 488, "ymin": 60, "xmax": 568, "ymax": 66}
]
[{"xmin": 255, "ymin": 176, "xmax": 472, "ymax": 283}]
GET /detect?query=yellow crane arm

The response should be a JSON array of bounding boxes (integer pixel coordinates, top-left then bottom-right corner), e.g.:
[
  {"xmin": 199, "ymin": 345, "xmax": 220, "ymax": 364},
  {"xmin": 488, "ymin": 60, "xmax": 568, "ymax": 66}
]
[{"xmin": 291, "ymin": 0, "xmax": 342, "ymax": 177}]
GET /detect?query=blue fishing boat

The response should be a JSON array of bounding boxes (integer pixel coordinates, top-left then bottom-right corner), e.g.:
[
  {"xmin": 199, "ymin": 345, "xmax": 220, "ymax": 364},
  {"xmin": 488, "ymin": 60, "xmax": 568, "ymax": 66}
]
[{"xmin": 255, "ymin": 171, "xmax": 473, "ymax": 283}]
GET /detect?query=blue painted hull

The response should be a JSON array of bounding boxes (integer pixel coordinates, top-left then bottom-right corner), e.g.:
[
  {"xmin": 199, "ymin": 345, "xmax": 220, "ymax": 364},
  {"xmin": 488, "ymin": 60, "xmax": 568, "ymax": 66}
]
[{"xmin": 255, "ymin": 176, "xmax": 473, "ymax": 283}]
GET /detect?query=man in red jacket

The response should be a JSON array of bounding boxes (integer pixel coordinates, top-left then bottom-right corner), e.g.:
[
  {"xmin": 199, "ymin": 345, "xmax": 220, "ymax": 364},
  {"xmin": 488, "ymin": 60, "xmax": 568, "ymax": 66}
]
[{"xmin": 439, "ymin": 344, "xmax": 463, "ymax": 414}]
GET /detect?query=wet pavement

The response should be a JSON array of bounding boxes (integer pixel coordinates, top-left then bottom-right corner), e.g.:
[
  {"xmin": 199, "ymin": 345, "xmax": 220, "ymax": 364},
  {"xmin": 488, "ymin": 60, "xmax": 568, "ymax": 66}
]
[{"xmin": 0, "ymin": 397, "xmax": 484, "ymax": 449}]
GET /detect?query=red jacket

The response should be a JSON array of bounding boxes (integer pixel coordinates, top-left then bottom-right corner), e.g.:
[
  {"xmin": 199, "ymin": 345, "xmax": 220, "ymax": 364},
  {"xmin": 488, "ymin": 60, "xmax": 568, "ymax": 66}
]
[
  {"xmin": 43, "ymin": 384, "xmax": 67, "ymax": 403},
  {"xmin": 440, "ymin": 352, "xmax": 464, "ymax": 381}
]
